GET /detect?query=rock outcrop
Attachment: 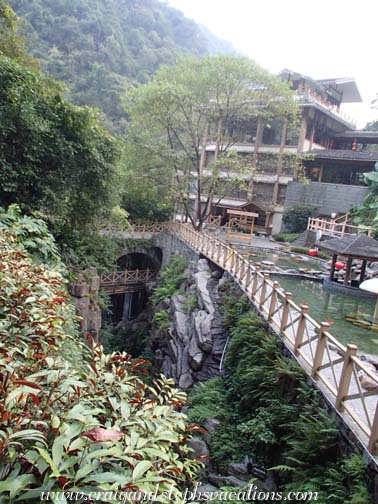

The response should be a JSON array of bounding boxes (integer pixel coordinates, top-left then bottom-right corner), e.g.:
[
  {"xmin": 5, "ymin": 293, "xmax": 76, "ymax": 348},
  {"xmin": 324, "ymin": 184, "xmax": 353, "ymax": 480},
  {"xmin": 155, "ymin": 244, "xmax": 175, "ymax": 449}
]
[
  {"xmin": 151, "ymin": 258, "xmax": 227, "ymax": 389},
  {"xmin": 69, "ymin": 267, "xmax": 102, "ymax": 341}
]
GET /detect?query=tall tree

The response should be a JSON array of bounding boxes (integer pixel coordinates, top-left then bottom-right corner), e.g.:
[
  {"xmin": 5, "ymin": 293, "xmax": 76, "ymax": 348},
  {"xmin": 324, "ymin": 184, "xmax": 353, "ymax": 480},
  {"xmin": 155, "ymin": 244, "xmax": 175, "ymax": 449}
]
[
  {"xmin": 0, "ymin": 57, "xmax": 121, "ymax": 236},
  {"xmin": 125, "ymin": 55, "xmax": 298, "ymax": 229},
  {"xmin": 0, "ymin": 0, "xmax": 36, "ymax": 66}
]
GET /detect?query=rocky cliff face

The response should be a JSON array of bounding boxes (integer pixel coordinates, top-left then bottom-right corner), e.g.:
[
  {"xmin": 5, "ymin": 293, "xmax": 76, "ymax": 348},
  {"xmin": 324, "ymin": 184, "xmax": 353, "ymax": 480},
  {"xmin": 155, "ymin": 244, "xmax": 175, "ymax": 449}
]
[{"xmin": 151, "ymin": 259, "xmax": 228, "ymax": 390}]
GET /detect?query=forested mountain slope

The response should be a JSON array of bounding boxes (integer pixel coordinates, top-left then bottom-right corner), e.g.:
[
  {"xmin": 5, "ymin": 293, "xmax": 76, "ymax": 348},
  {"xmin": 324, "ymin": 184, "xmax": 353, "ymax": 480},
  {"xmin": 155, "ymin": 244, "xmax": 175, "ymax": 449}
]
[{"xmin": 9, "ymin": 0, "xmax": 234, "ymax": 129}]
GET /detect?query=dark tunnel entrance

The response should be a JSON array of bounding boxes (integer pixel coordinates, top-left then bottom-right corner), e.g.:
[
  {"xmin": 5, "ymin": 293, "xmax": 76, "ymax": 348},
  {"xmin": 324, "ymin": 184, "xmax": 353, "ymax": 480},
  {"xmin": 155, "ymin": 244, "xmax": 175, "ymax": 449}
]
[{"xmin": 108, "ymin": 248, "xmax": 163, "ymax": 324}]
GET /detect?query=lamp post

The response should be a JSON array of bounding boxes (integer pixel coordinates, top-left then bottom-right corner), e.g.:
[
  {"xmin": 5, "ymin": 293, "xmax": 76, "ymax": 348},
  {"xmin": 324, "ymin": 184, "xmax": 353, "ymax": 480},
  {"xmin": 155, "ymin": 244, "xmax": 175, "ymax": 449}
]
[{"xmin": 360, "ymin": 278, "xmax": 378, "ymax": 324}]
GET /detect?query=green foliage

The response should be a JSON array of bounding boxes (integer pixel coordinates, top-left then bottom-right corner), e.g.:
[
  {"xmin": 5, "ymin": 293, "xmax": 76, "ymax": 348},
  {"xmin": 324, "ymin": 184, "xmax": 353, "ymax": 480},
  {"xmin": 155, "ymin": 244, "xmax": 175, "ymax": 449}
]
[
  {"xmin": 125, "ymin": 54, "xmax": 298, "ymax": 228},
  {"xmin": 100, "ymin": 322, "xmax": 151, "ymax": 360},
  {"xmin": 283, "ymin": 205, "xmax": 315, "ymax": 232},
  {"xmin": 59, "ymin": 231, "xmax": 121, "ymax": 273},
  {"xmin": 151, "ymin": 256, "xmax": 187, "ymax": 305},
  {"xmin": 0, "ymin": 56, "xmax": 121, "ymax": 240},
  {"xmin": 186, "ymin": 284, "xmax": 372, "ymax": 500},
  {"xmin": 182, "ymin": 293, "xmax": 198, "ymax": 314},
  {"xmin": 352, "ymin": 161, "xmax": 378, "ymax": 231},
  {"xmin": 208, "ymin": 422, "xmax": 249, "ymax": 474},
  {"xmin": 8, "ymin": 0, "xmax": 230, "ymax": 130},
  {"xmin": 187, "ymin": 378, "xmax": 229, "ymax": 425},
  {"xmin": 0, "ymin": 0, "xmax": 36, "ymax": 67},
  {"xmin": 121, "ymin": 164, "xmax": 174, "ymax": 222},
  {"xmin": 282, "ymin": 454, "xmax": 371, "ymax": 504},
  {"xmin": 273, "ymin": 232, "xmax": 300, "ymax": 243},
  {"xmin": 0, "ymin": 230, "xmax": 201, "ymax": 500},
  {"xmin": 0, "ymin": 204, "xmax": 60, "ymax": 263},
  {"xmin": 153, "ymin": 310, "xmax": 171, "ymax": 330}
]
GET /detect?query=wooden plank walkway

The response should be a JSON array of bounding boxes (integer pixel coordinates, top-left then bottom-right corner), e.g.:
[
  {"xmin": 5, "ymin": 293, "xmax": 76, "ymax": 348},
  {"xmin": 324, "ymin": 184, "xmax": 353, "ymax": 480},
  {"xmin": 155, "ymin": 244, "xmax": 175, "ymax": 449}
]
[{"xmin": 116, "ymin": 222, "xmax": 378, "ymax": 458}]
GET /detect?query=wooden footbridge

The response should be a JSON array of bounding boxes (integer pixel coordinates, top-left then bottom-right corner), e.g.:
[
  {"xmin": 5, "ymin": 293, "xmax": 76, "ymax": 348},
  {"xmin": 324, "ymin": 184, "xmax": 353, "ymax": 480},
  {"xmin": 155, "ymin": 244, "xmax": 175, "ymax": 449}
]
[
  {"xmin": 100, "ymin": 269, "xmax": 157, "ymax": 294},
  {"xmin": 109, "ymin": 222, "xmax": 378, "ymax": 458}
]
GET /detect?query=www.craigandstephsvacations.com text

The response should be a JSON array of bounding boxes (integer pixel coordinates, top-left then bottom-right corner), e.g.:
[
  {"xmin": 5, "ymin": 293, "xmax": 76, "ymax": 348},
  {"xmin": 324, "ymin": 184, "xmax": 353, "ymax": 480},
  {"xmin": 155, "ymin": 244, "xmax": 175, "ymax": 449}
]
[{"xmin": 40, "ymin": 483, "xmax": 319, "ymax": 502}]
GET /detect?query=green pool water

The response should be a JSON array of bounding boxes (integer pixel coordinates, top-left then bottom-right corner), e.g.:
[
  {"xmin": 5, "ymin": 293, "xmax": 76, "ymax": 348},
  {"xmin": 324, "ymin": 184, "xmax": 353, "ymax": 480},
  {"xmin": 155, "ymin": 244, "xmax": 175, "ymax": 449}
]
[
  {"xmin": 276, "ymin": 277, "xmax": 378, "ymax": 356},
  {"xmin": 238, "ymin": 247, "xmax": 378, "ymax": 354},
  {"xmin": 249, "ymin": 250, "xmax": 326, "ymax": 272}
]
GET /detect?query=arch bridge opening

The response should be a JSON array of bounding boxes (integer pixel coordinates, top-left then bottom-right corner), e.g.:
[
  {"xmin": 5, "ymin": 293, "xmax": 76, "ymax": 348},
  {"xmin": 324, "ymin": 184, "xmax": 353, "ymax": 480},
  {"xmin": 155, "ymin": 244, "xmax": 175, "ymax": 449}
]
[{"xmin": 103, "ymin": 248, "xmax": 163, "ymax": 324}]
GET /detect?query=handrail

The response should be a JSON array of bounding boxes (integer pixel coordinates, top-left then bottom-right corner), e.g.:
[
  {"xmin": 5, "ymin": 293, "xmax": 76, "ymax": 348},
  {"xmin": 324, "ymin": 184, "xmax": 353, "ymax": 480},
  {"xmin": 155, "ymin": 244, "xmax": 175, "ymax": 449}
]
[
  {"xmin": 308, "ymin": 217, "xmax": 374, "ymax": 237},
  {"xmin": 110, "ymin": 221, "xmax": 378, "ymax": 457},
  {"xmin": 100, "ymin": 269, "xmax": 157, "ymax": 285}
]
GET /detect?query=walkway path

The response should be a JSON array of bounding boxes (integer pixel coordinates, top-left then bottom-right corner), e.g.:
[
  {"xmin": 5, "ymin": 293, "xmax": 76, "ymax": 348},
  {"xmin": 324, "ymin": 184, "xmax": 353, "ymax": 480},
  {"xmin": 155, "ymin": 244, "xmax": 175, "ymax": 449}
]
[{"xmin": 112, "ymin": 222, "xmax": 378, "ymax": 460}]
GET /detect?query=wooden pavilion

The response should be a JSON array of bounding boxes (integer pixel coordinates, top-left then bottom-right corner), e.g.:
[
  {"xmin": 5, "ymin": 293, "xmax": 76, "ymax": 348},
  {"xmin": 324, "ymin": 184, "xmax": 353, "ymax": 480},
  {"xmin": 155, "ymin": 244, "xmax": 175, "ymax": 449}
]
[
  {"xmin": 225, "ymin": 209, "xmax": 258, "ymax": 244},
  {"xmin": 318, "ymin": 234, "xmax": 378, "ymax": 287}
]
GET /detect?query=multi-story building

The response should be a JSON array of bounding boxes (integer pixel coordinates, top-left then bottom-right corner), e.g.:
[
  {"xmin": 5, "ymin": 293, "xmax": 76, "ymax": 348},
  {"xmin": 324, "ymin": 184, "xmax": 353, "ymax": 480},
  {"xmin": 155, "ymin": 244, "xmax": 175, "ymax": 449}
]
[{"xmin": 203, "ymin": 70, "xmax": 378, "ymax": 234}]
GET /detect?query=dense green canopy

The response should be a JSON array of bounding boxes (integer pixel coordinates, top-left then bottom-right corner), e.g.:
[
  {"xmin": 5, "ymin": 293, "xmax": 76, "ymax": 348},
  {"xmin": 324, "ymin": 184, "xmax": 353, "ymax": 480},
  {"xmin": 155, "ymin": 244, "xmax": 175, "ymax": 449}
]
[
  {"xmin": 9, "ymin": 0, "xmax": 234, "ymax": 130},
  {"xmin": 0, "ymin": 57, "xmax": 121, "ymax": 232}
]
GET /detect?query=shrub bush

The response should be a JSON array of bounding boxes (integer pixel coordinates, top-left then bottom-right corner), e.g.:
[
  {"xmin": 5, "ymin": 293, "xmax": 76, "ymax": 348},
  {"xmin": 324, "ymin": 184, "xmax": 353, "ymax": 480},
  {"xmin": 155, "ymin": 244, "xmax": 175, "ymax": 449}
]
[
  {"xmin": 151, "ymin": 256, "xmax": 187, "ymax": 305},
  {"xmin": 0, "ymin": 231, "xmax": 201, "ymax": 500},
  {"xmin": 283, "ymin": 205, "xmax": 315, "ymax": 233},
  {"xmin": 273, "ymin": 232, "xmax": 300, "ymax": 243}
]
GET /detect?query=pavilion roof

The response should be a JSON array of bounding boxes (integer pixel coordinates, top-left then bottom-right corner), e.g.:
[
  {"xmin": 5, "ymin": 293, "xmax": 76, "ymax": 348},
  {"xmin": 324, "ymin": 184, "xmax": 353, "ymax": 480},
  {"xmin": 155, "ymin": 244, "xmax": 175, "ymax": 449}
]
[{"xmin": 318, "ymin": 234, "xmax": 378, "ymax": 260}]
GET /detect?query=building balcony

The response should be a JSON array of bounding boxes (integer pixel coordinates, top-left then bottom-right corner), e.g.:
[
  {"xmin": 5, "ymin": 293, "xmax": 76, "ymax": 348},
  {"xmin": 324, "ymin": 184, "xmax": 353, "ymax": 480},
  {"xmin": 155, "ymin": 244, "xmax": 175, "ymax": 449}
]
[{"xmin": 297, "ymin": 90, "xmax": 357, "ymax": 128}]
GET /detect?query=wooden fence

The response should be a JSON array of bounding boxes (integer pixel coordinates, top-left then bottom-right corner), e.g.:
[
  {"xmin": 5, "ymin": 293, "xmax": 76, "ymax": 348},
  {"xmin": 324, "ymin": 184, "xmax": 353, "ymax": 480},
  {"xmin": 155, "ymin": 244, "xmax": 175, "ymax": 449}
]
[
  {"xmin": 100, "ymin": 269, "xmax": 157, "ymax": 294},
  {"xmin": 114, "ymin": 221, "xmax": 378, "ymax": 456},
  {"xmin": 308, "ymin": 216, "xmax": 373, "ymax": 238}
]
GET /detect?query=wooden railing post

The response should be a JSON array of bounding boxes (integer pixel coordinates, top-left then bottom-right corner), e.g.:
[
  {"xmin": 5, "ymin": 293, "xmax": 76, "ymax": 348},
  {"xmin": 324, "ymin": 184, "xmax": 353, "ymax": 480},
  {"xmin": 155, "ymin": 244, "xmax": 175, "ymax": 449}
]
[
  {"xmin": 234, "ymin": 254, "xmax": 240, "ymax": 276},
  {"xmin": 245, "ymin": 265, "xmax": 252, "ymax": 292},
  {"xmin": 368, "ymin": 402, "xmax": 378, "ymax": 456},
  {"xmin": 216, "ymin": 242, "xmax": 221, "ymax": 264},
  {"xmin": 335, "ymin": 344, "xmax": 358, "ymax": 411},
  {"xmin": 259, "ymin": 273, "xmax": 269, "ymax": 309},
  {"xmin": 311, "ymin": 322, "xmax": 330, "ymax": 379},
  {"xmin": 280, "ymin": 291, "xmax": 293, "ymax": 332},
  {"xmin": 229, "ymin": 249, "xmax": 235, "ymax": 272},
  {"xmin": 252, "ymin": 265, "xmax": 261, "ymax": 298},
  {"xmin": 268, "ymin": 281, "xmax": 280, "ymax": 322},
  {"xmin": 294, "ymin": 304, "xmax": 309, "ymax": 355},
  {"xmin": 239, "ymin": 260, "xmax": 246, "ymax": 286}
]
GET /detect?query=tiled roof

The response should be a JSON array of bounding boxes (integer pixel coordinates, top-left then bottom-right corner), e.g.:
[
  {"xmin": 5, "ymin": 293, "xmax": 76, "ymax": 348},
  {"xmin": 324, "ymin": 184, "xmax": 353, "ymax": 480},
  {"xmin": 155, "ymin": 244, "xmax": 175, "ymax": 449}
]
[
  {"xmin": 311, "ymin": 149, "xmax": 378, "ymax": 162},
  {"xmin": 318, "ymin": 234, "xmax": 378, "ymax": 259},
  {"xmin": 332, "ymin": 131, "xmax": 378, "ymax": 140}
]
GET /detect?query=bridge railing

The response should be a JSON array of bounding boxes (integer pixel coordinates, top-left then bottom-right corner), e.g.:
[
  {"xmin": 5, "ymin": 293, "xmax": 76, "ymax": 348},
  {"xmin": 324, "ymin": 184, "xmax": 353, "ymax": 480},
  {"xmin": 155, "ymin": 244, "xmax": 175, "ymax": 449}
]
[
  {"xmin": 169, "ymin": 222, "xmax": 378, "ymax": 456},
  {"xmin": 100, "ymin": 269, "xmax": 157, "ymax": 286}
]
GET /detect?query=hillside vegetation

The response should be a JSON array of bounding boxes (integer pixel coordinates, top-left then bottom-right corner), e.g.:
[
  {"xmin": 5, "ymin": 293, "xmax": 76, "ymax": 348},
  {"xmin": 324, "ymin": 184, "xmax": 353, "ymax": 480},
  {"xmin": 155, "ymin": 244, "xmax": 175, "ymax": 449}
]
[{"xmin": 9, "ymin": 0, "xmax": 234, "ymax": 130}]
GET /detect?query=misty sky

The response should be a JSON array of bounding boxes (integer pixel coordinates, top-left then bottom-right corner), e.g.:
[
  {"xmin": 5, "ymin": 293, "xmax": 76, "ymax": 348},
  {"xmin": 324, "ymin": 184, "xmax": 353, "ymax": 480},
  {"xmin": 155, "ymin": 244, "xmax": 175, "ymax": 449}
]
[{"xmin": 167, "ymin": 0, "xmax": 378, "ymax": 128}]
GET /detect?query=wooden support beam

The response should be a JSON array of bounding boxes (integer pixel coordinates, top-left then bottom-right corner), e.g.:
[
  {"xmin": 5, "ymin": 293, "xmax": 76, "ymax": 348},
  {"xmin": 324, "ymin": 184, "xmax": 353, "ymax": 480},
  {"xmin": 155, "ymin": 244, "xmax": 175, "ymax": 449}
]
[
  {"xmin": 330, "ymin": 254, "xmax": 337, "ymax": 281},
  {"xmin": 335, "ymin": 344, "xmax": 358, "ymax": 411},
  {"xmin": 343, "ymin": 256, "xmax": 353, "ymax": 286},
  {"xmin": 359, "ymin": 259, "xmax": 367, "ymax": 284}
]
